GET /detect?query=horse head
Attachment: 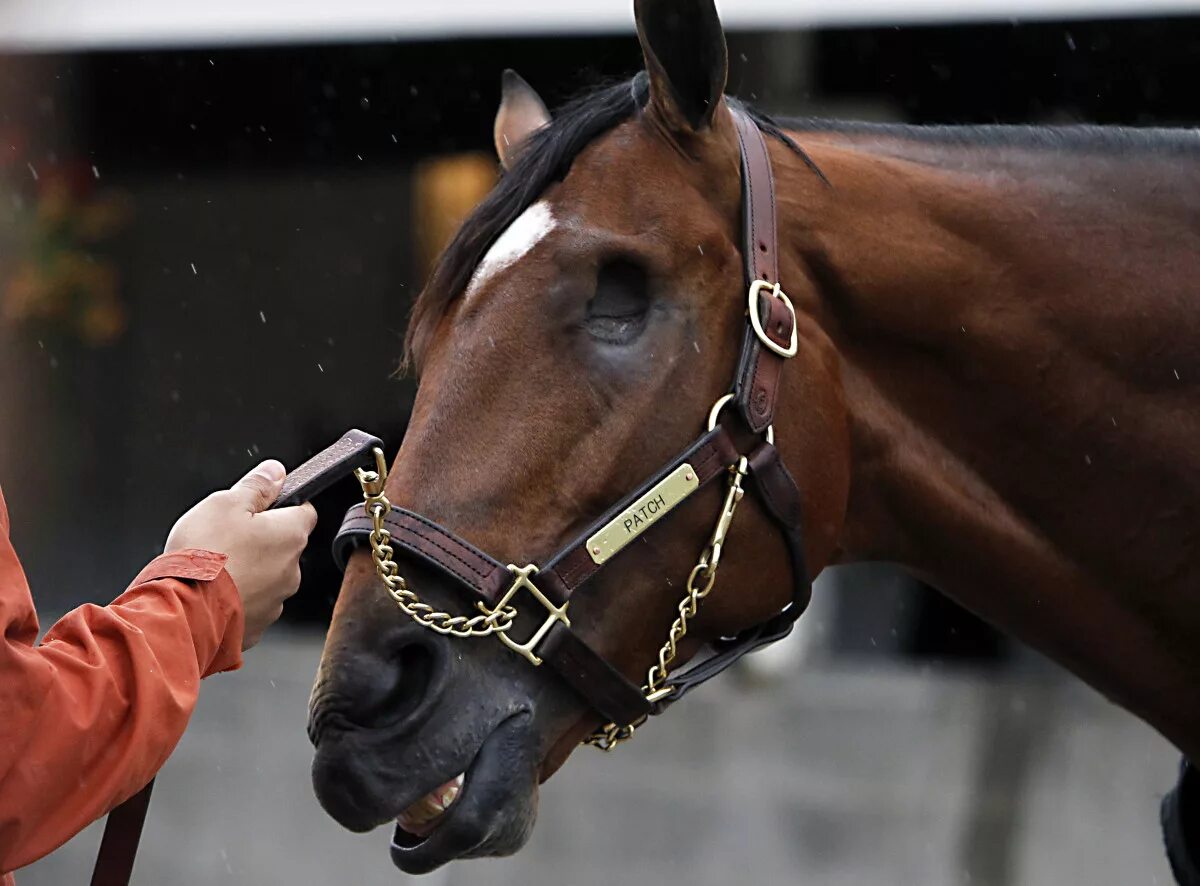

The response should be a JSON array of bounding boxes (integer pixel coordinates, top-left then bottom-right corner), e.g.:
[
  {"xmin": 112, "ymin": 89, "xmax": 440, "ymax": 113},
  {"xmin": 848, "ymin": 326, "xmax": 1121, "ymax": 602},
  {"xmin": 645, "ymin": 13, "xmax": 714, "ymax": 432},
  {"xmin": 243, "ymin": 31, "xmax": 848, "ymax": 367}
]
[{"xmin": 308, "ymin": 0, "xmax": 850, "ymax": 872}]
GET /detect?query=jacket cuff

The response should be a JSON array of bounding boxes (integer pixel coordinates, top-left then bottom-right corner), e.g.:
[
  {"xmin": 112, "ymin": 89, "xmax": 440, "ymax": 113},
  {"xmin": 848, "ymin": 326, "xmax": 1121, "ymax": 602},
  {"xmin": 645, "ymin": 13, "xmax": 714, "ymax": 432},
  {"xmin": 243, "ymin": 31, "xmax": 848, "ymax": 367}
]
[
  {"xmin": 132, "ymin": 549, "xmax": 229, "ymax": 584},
  {"xmin": 129, "ymin": 549, "xmax": 244, "ymax": 676}
]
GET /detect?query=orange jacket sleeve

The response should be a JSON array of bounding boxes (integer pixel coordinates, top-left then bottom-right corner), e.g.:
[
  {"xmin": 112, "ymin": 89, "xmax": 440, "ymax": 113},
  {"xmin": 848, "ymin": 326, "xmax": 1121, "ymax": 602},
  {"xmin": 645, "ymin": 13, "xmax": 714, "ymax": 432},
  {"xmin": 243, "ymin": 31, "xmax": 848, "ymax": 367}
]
[{"xmin": 0, "ymin": 488, "xmax": 245, "ymax": 874}]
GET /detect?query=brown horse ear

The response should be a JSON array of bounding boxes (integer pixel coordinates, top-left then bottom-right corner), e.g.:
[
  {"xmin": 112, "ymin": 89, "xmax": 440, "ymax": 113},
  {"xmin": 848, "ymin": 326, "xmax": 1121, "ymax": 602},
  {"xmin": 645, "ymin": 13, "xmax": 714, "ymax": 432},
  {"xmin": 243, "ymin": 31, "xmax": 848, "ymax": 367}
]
[
  {"xmin": 634, "ymin": 0, "xmax": 729, "ymax": 132},
  {"xmin": 493, "ymin": 69, "xmax": 551, "ymax": 170}
]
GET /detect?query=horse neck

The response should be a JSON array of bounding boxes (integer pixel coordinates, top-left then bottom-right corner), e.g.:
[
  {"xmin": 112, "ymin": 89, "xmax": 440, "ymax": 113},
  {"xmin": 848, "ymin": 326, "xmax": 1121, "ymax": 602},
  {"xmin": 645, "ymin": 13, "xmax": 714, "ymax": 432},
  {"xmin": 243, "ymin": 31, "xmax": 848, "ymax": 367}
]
[{"xmin": 773, "ymin": 126, "xmax": 1200, "ymax": 758}]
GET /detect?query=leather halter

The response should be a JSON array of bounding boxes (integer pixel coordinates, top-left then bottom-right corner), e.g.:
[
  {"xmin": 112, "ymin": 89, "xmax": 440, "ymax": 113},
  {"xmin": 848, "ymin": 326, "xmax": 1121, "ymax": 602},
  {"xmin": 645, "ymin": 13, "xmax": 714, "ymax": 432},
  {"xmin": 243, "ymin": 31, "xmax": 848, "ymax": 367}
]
[{"xmin": 334, "ymin": 109, "xmax": 811, "ymax": 733}]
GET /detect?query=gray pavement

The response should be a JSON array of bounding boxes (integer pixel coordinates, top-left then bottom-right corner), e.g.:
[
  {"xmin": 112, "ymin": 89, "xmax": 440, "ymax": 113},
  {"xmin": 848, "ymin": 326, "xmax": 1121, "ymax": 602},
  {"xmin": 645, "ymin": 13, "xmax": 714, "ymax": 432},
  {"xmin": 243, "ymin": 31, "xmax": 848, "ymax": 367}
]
[{"xmin": 20, "ymin": 629, "xmax": 1179, "ymax": 885}]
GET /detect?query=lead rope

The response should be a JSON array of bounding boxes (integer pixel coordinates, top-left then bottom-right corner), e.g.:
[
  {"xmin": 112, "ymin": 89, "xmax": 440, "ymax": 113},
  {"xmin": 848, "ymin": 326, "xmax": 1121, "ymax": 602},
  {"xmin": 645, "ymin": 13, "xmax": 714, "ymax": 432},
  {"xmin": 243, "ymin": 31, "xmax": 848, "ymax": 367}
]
[{"xmin": 353, "ymin": 449, "xmax": 751, "ymax": 751}]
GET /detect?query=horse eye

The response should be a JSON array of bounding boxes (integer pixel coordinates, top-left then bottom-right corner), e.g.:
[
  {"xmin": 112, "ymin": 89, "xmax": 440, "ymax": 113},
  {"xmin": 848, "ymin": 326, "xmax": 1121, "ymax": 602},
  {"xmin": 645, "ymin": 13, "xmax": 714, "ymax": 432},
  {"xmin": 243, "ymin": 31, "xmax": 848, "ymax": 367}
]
[{"xmin": 583, "ymin": 258, "xmax": 650, "ymax": 345}]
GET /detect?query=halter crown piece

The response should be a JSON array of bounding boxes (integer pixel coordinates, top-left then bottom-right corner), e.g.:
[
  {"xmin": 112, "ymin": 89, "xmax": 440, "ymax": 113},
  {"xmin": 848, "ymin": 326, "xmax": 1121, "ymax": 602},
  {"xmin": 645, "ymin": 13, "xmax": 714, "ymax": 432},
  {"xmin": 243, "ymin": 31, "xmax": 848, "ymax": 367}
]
[{"xmin": 334, "ymin": 109, "xmax": 812, "ymax": 750}]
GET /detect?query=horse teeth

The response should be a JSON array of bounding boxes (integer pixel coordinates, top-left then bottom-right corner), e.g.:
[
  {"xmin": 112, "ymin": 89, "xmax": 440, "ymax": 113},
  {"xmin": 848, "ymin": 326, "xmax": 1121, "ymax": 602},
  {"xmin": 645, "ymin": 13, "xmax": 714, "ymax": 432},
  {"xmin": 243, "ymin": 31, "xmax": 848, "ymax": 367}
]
[
  {"xmin": 396, "ymin": 773, "xmax": 466, "ymax": 834},
  {"xmin": 441, "ymin": 776, "xmax": 462, "ymax": 809}
]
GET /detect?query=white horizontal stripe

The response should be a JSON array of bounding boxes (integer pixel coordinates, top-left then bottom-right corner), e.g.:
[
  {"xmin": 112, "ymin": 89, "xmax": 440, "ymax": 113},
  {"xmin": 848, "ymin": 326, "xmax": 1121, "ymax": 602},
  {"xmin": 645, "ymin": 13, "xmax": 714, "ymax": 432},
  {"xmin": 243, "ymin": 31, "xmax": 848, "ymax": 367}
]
[{"xmin": 0, "ymin": 0, "xmax": 1195, "ymax": 51}]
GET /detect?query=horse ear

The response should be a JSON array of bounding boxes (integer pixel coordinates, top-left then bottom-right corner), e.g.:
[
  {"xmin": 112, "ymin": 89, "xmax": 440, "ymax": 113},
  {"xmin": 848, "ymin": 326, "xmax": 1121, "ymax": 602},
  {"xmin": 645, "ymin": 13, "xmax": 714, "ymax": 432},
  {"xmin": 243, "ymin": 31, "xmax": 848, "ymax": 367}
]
[
  {"xmin": 634, "ymin": 0, "xmax": 729, "ymax": 133},
  {"xmin": 493, "ymin": 69, "xmax": 551, "ymax": 170}
]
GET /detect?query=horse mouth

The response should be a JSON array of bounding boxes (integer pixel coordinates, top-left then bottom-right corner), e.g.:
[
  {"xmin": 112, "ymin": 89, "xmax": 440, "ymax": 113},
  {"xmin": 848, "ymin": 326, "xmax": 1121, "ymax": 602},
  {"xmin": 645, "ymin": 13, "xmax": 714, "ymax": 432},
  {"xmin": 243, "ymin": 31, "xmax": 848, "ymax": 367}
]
[{"xmin": 387, "ymin": 712, "xmax": 539, "ymax": 874}]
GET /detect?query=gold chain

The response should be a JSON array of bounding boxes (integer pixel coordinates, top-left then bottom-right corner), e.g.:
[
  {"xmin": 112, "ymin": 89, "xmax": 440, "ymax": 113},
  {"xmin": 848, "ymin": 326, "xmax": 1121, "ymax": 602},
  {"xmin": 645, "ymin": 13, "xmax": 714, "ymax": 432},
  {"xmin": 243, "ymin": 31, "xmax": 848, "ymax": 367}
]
[
  {"xmin": 355, "ymin": 451, "xmax": 516, "ymax": 638},
  {"xmin": 584, "ymin": 456, "xmax": 749, "ymax": 751}
]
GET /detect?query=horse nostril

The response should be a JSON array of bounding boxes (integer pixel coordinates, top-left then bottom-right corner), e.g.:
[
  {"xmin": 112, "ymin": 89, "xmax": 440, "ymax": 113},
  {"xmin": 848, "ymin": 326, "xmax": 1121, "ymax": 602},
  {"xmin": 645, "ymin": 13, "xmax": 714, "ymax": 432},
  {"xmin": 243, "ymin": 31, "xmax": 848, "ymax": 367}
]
[
  {"xmin": 341, "ymin": 636, "xmax": 441, "ymax": 733},
  {"xmin": 387, "ymin": 643, "xmax": 436, "ymax": 726}
]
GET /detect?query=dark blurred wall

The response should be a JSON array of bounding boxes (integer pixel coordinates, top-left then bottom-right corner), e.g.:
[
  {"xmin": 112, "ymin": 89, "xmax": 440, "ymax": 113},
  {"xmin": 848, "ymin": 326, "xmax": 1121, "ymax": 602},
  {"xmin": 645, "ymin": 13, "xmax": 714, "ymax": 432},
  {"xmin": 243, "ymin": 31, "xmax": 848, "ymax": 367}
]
[{"xmin": 0, "ymin": 167, "xmax": 415, "ymax": 618}]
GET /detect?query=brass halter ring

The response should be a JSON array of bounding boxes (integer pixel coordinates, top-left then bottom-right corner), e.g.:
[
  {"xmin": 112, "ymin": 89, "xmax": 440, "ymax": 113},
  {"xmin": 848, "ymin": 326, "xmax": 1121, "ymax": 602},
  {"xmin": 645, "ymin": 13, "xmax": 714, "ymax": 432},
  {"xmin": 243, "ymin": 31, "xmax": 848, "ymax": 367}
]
[{"xmin": 707, "ymin": 392, "xmax": 774, "ymax": 446}]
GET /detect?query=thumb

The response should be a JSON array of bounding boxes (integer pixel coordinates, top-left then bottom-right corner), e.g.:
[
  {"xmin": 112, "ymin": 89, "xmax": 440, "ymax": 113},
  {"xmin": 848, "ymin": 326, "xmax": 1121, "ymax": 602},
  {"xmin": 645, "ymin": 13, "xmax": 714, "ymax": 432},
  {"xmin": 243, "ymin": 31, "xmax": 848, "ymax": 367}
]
[{"xmin": 230, "ymin": 459, "xmax": 287, "ymax": 513}]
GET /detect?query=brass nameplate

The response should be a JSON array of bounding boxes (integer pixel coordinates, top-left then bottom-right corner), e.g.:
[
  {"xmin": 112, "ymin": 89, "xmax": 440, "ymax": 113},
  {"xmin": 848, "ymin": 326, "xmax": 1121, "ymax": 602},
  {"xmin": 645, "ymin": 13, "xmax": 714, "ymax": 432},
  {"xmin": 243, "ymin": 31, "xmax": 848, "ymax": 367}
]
[{"xmin": 586, "ymin": 463, "xmax": 699, "ymax": 565}]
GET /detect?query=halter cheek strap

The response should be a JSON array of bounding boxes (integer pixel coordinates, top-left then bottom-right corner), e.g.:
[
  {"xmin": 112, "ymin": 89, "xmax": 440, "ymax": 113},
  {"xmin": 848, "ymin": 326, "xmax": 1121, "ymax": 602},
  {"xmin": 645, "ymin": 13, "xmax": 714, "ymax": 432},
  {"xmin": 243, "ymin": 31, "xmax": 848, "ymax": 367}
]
[
  {"xmin": 333, "ymin": 107, "xmax": 811, "ymax": 744},
  {"xmin": 731, "ymin": 111, "xmax": 797, "ymax": 433}
]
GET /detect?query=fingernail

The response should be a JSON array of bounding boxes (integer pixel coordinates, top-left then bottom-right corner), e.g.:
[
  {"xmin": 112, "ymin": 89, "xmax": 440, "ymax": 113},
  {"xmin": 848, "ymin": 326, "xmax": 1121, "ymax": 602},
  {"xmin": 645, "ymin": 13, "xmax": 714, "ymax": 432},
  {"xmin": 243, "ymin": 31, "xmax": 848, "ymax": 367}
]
[{"xmin": 259, "ymin": 460, "xmax": 286, "ymax": 481}]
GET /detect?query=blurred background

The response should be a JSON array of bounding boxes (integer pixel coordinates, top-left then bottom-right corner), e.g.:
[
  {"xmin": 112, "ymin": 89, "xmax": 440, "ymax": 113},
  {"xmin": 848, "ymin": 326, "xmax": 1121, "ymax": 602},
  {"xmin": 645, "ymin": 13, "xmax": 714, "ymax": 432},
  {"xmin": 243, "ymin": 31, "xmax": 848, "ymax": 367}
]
[{"xmin": 1, "ymin": 0, "xmax": 1193, "ymax": 883}]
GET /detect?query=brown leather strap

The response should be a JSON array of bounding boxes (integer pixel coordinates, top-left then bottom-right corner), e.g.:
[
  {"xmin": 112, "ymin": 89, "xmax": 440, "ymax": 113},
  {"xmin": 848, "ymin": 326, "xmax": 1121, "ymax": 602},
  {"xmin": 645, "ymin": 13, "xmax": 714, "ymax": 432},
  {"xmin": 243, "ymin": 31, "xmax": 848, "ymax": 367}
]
[
  {"xmin": 649, "ymin": 441, "xmax": 811, "ymax": 712},
  {"xmin": 91, "ymin": 779, "xmax": 154, "ymax": 886},
  {"xmin": 273, "ymin": 429, "xmax": 383, "ymax": 509},
  {"xmin": 334, "ymin": 507, "xmax": 511, "ymax": 600},
  {"xmin": 730, "ymin": 109, "xmax": 794, "ymax": 434},
  {"xmin": 540, "ymin": 427, "xmax": 739, "ymax": 600},
  {"xmin": 733, "ymin": 110, "xmax": 779, "ymax": 286},
  {"xmin": 746, "ymin": 441, "xmax": 812, "ymax": 618},
  {"xmin": 538, "ymin": 624, "xmax": 651, "ymax": 726}
]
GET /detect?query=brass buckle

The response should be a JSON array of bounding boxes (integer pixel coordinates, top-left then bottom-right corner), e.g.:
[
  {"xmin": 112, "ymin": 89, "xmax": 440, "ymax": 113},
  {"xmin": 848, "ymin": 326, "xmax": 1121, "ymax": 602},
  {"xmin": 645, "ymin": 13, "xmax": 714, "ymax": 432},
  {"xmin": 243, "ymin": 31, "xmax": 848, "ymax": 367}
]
[
  {"xmin": 747, "ymin": 280, "xmax": 798, "ymax": 359},
  {"xmin": 479, "ymin": 564, "xmax": 569, "ymax": 666}
]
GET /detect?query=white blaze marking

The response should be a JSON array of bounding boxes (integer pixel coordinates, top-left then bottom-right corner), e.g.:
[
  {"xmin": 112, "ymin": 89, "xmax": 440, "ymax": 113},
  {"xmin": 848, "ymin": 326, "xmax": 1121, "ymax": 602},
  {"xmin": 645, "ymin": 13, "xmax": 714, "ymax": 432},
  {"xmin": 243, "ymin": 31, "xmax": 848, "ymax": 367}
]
[{"xmin": 465, "ymin": 201, "xmax": 555, "ymax": 300}]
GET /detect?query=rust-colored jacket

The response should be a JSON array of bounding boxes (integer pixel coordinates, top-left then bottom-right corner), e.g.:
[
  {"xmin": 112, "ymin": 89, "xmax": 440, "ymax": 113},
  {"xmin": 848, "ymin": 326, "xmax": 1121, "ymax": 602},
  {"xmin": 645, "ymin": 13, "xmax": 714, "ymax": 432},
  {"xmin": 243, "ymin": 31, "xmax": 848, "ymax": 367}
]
[{"xmin": 0, "ymin": 487, "xmax": 244, "ymax": 881}]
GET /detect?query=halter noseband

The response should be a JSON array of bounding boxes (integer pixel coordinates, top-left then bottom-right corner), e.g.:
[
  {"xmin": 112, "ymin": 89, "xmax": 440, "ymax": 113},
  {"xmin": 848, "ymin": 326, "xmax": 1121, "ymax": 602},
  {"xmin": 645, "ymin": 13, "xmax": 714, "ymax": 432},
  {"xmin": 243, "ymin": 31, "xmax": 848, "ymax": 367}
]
[{"xmin": 333, "ymin": 109, "xmax": 811, "ymax": 750}]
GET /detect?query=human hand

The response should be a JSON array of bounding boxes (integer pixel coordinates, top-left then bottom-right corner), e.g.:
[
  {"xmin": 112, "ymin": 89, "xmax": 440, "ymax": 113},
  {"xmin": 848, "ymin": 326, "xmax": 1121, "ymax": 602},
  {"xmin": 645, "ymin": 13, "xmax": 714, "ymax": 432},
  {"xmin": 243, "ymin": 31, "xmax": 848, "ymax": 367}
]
[{"xmin": 166, "ymin": 460, "xmax": 318, "ymax": 650}]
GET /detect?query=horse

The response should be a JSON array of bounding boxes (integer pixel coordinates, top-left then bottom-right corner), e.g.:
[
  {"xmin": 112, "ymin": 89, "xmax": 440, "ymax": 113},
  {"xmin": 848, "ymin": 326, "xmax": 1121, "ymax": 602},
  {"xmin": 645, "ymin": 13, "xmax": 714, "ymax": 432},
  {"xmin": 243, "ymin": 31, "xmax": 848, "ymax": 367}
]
[{"xmin": 307, "ymin": 0, "xmax": 1200, "ymax": 875}]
